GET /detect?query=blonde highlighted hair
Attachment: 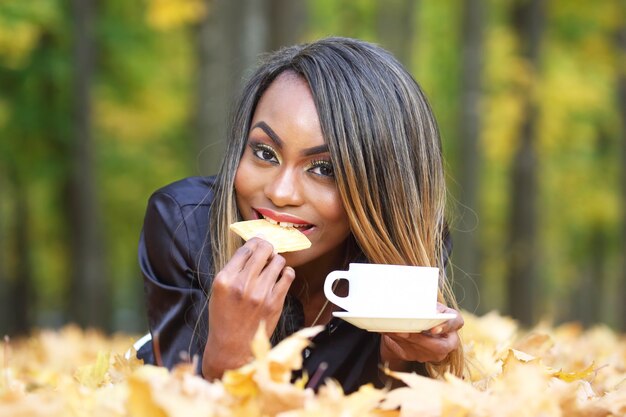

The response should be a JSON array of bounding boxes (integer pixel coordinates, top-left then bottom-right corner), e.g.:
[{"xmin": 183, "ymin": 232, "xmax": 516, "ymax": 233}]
[{"xmin": 209, "ymin": 37, "xmax": 464, "ymax": 377}]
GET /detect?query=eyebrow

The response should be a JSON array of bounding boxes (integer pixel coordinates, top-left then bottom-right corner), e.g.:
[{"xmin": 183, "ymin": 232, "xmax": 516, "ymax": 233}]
[
  {"xmin": 301, "ymin": 144, "xmax": 329, "ymax": 156},
  {"xmin": 250, "ymin": 121, "xmax": 329, "ymax": 156},
  {"xmin": 252, "ymin": 121, "xmax": 283, "ymax": 147}
]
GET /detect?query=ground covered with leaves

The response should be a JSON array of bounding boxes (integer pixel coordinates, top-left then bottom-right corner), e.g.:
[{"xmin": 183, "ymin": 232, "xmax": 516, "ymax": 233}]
[{"xmin": 1, "ymin": 312, "xmax": 625, "ymax": 416}]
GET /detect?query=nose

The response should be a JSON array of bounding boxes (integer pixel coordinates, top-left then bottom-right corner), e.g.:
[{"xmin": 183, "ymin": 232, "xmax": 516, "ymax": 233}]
[{"xmin": 264, "ymin": 167, "xmax": 304, "ymax": 207}]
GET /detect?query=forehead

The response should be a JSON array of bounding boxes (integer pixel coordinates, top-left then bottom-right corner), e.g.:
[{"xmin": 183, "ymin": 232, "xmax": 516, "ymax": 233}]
[
  {"xmin": 251, "ymin": 72, "xmax": 325, "ymax": 147},
  {"xmin": 256, "ymin": 71, "xmax": 313, "ymax": 110}
]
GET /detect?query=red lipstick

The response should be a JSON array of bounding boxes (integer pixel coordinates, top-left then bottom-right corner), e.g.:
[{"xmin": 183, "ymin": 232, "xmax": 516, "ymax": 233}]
[{"xmin": 255, "ymin": 207, "xmax": 310, "ymax": 225}]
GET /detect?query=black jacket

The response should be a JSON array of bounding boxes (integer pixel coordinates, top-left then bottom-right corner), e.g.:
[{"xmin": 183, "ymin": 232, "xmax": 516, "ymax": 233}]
[{"xmin": 137, "ymin": 176, "xmax": 429, "ymax": 392}]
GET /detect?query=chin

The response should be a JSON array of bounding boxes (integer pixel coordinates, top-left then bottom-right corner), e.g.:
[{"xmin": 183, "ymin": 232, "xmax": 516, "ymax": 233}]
[
  {"xmin": 281, "ymin": 249, "xmax": 315, "ymax": 268},
  {"xmin": 281, "ymin": 235, "xmax": 350, "ymax": 273}
]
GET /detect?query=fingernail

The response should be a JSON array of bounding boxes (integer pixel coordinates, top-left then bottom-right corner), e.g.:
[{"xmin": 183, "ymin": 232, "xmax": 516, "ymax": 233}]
[{"xmin": 431, "ymin": 326, "xmax": 443, "ymax": 335}]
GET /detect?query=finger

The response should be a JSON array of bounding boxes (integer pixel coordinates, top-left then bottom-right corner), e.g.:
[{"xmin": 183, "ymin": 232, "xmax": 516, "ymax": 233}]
[
  {"xmin": 383, "ymin": 321, "xmax": 463, "ymax": 361},
  {"xmin": 382, "ymin": 334, "xmax": 450, "ymax": 363},
  {"xmin": 222, "ymin": 240, "xmax": 259, "ymax": 273},
  {"xmin": 256, "ymin": 254, "xmax": 287, "ymax": 292},
  {"xmin": 436, "ymin": 302, "xmax": 456, "ymax": 314},
  {"xmin": 415, "ymin": 332, "xmax": 459, "ymax": 356},
  {"xmin": 380, "ymin": 335, "xmax": 406, "ymax": 361},
  {"xmin": 240, "ymin": 237, "xmax": 276, "ymax": 277},
  {"xmin": 391, "ymin": 332, "xmax": 459, "ymax": 363},
  {"xmin": 429, "ymin": 310, "xmax": 464, "ymax": 335},
  {"xmin": 254, "ymin": 233, "xmax": 278, "ymax": 256},
  {"xmin": 429, "ymin": 333, "xmax": 460, "ymax": 363},
  {"xmin": 386, "ymin": 332, "xmax": 411, "ymax": 338},
  {"xmin": 271, "ymin": 266, "xmax": 296, "ymax": 301},
  {"xmin": 429, "ymin": 325, "xmax": 445, "ymax": 335}
]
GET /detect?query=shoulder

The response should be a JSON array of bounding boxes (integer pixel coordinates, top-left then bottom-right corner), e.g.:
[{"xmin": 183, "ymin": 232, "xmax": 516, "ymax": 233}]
[
  {"xmin": 142, "ymin": 176, "xmax": 217, "ymax": 239},
  {"xmin": 150, "ymin": 176, "xmax": 217, "ymax": 208},
  {"xmin": 141, "ymin": 176, "xmax": 217, "ymax": 264}
]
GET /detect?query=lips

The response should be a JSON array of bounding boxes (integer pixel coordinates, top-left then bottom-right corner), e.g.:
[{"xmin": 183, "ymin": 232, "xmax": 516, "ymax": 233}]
[{"xmin": 254, "ymin": 207, "xmax": 315, "ymax": 233}]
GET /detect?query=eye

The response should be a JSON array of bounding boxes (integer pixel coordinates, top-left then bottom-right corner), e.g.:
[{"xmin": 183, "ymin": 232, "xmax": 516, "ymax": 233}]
[
  {"xmin": 308, "ymin": 160, "xmax": 334, "ymax": 178},
  {"xmin": 250, "ymin": 143, "xmax": 279, "ymax": 164}
]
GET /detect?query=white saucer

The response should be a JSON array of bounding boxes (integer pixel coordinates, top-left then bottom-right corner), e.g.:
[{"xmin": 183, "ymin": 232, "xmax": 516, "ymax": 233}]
[{"xmin": 332, "ymin": 312, "xmax": 456, "ymax": 333}]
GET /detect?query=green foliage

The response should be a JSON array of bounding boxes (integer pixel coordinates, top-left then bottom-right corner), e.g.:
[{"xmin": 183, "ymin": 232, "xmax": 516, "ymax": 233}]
[
  {"xmin": 0, "ymin": 0, "xmax": 624, "ymax": 331},
  {"xmin": 0, "ymin": 0, "xmax": 71, "ymax": 327},
  {"xmin": 309, "ymin": 0, "xmax": 379, "ymax": 41},
  {"xmin": 96, "ymin": 0, "xmax": 196, "ymax": 329},
  {"xmin": 0, "ymin": 0, "xmax": 60, "ymax": 69}
]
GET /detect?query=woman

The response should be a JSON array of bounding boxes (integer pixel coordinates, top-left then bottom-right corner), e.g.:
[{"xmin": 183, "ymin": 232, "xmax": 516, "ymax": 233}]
[{"xmin": 138, "ymin": 37, "xmax": 464, "ymax": 393}]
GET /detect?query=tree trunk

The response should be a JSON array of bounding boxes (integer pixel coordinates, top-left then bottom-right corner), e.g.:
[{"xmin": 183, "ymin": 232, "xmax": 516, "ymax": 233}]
[
  {"xmin": 376, "ymin": 0, "xmax": 418, "ymax": 66},
  {"xmin": 0, "ymin": 174, "xmax": 8, "ymax": 334},
  {"xmin": 1, "ymin": 169, "xmax": 33, "ymax": 336},
  {"xmin": 194, "ymin": 0, "xmax": 225, "ymax": 176},
  {"xmin": 618, "ymin": 19, "xmax": 626, "ymax": 332},
  {"xmin": 194, "ymin": 0, "xmax": 307, "ymax": 176},
  {"xmin": 573, "ymin": 225, "xmax": 605, "ymax": 326},
  {"xmin": 453, "ymin": 0, "xmax": 484, "ymax": 314},
  {"xmin": 194, "ymin": 0, "xmax": 264, "ymax": 176},
  {"xmin": 12, "ymin": 175, "xmax": 33, "ymax": 335},
  {"xmin": 267, "ymin": 0, "xmax": 307, "ymax": 51},
  {"xmin": 506, "ymin": 0, "xmax": 545, "ymax": 327},
  {"xmin": 68, "ymin": 0, "xmax": 109, "ymax": 330}
]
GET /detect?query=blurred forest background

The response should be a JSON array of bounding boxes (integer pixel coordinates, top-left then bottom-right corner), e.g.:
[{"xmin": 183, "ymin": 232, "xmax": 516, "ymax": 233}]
[{"xmin": 0, "ymin": 0, "xmax": 625, "ymax": 336}]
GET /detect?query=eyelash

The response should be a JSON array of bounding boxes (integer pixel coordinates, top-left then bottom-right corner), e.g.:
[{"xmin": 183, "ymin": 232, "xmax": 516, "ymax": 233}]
[
  {"xmin": 250, "ymin": 143, "xmax": 279, "ymax": 164},
  {"xmin": 248, "ymin": 141, "xmax": 334, "ymax": 178},
  {"xmin": 308, "ymin": 159, "xmax": 334, "ymax": 178}
]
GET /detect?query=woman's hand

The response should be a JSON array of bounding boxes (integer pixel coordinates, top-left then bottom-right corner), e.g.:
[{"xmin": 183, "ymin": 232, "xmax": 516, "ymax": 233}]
[
  {"xmin": 202, "ymin": 237, "xmax": 295, "ymax": 380},
  {"xmin": 379, "ymin": 303, "xmax": 464, "ymax": 369}
]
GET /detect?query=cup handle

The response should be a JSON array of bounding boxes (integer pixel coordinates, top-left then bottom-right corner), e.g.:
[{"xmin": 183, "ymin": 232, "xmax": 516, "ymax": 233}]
[{"xmin": 324, "ymin": 270, "xmax": 351, "ymax": 311}]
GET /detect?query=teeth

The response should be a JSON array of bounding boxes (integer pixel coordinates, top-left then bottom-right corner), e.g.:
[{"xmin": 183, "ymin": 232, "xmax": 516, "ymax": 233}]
[{"xmin": 262, "ymin": 215, "xmax": 307, "ymax": 229}]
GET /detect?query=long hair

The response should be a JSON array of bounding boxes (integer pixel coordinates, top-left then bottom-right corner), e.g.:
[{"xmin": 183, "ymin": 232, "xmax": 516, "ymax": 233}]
[{"xmin": 209, "ymin": 37, "xmax": 464, "ymax": 377}]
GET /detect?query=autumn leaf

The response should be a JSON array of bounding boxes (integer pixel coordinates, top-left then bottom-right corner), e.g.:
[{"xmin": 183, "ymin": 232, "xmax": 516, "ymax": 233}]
[
  {"xmin": 550, "ymin": 362, "xmax": 596, "ymax": 383},
  {"xmin": 146, "ymin": 0, "xmax": 208, "ymax": 30},
  {"xmin": 222, "ymin": 363, "xmax": 258, "ymax": 398},
  {"xmin": 127, "ymin": 366, "xmax": 169, "ymax": 417},
  {"xmin": 74, "ymin": 351, "xmax": 110, "ymax": 389},
  {"xmin": 2, "ymin": 314, "xmax": 625, "ymax": 417}
]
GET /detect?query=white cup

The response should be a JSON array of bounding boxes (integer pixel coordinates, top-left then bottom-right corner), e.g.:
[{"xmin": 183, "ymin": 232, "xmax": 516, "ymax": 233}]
[{"xmin": 323, "ymin": 263, "xmax": 440, "ymax": 317}]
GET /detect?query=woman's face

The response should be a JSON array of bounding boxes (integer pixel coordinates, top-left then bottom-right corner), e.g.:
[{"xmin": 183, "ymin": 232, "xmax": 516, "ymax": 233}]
[{"xmin": 234, "ymin": 72, "xmax": 351, "ymax": 267}]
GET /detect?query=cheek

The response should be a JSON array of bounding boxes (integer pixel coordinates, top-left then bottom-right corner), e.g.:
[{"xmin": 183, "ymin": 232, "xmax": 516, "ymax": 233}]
[
  {"xmin": 234, "ymin": 162, "xmax": 256, "ymax": 213},
  {"xmin": 234, "ymin": 165, "xmax": 244, "ymax": 194},
  {"xmin": 234, "ymin": 161, "xmax": 256, "ymax": 199},
  {"xmin": 317, "ymin": 188, "xmax": 349, "ymax": 227}
]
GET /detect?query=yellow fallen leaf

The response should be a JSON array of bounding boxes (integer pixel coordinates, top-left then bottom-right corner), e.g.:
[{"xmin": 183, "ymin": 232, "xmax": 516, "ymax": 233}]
[
  {"xmin": 128, "ymin": 364, "xmax": 221, "ymax": 417},
  {"xmin": 501, "ymin": 348, "xmax": 541, "ymax": 376},
  {"xmin": 463, "ymin": 340, "xmax": 503, "ymax": 386},
  {"xmin": 3, "ymin": 314, "xmax": 626, "ymax": 417},
  {"xmin": 109, "ymin": 351, "xmax": 144, "ymax": 383},
  {"xmin": 380, "ymin": 370, "xmax": 447, "ymax": 415},
  {"xmin": 513, "ymin": 333, "xmax": 553, "ymax": 357},
  {"xmin": 460, "ymin": 310, "xmax": 518, "ymax": 349},
  {"xmin": 550, "ymin": 362, "xmax": 595, "ymax": 383},
  {"xmin": 126, "ymin": 366, "xmax": 169, "ymax": 417},
  {"xmin": 267, "ymin": 326, "xmax": 323, "ymax": 383},
  {"xmin": 74, "ymin": 351, "xmax": 110, "ymax": 389},
  {"xmin": 508, "ymin": 348, "xmax": 537, "ymax": 362},
  {"xmin": 223, "ymin": 363, "xmax": 258, "ymax": 398},
  {"xmin": 280, "ymin": 380, "xmax": 384, "ymax": 417},
  {"xmin": 595, "ymin": 387, "xmax": 626, "ymax": 415},
  {"xmin": 342, "ymin": 383, "xmax": 386, "ymax": 415},
  {"xmin": 251, "ymin": 322, "xmax": 272, "ymax": 361},
  {"xmin": 441, "ymin": 400, "xmax": 470, "ymax": 417},
  {"xmin": 0, "ymin": 390, "xmax": 67, "ymax": 417}
]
